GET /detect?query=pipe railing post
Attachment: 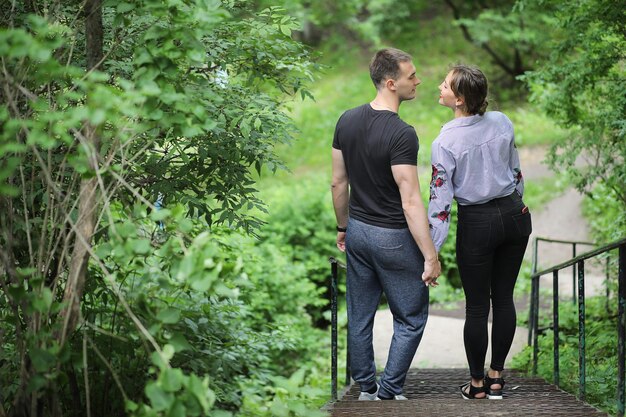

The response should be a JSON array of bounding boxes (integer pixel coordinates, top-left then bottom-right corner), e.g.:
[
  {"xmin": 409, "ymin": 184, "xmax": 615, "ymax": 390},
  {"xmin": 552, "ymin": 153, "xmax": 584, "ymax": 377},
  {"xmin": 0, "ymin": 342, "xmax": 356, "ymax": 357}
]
[
  {"xmin": 330, "ymin": 258, "xmax": 338, "ymax": 402},
  {"xmin": 553, "ymin": 270, "xmax": 560, "ymax": 387},
  {"xmin": 618, "ymin": 244, "xmax": 625, "ymax": 417},
  {"xmin": 345, "ymin": 331, "xmax": 350, "ymax": 387},
  {"xmin": 572, "ymin": 243, "xmax": 577, "ymax": 304},
  {"xmin": 606, "ymin": 256, "xmax": 611, "ymax": 313},
  {"xmin": 529, "ymin": 237, "xmax": 538, "ymax": 347},
  {"xmin": 578, "ymin": 260, "xmax": 586, "ymax": 401},
  {"xmin": 532, "ymin": 275, "xmax": 540, "ymax": 376}
]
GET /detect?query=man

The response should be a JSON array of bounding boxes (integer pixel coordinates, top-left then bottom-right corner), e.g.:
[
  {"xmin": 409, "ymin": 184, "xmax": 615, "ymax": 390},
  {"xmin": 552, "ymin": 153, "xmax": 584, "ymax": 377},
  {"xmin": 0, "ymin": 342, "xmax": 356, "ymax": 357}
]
[{"xmin": 331, "ymin": 48, "xmax": 441, "ymax": 401}]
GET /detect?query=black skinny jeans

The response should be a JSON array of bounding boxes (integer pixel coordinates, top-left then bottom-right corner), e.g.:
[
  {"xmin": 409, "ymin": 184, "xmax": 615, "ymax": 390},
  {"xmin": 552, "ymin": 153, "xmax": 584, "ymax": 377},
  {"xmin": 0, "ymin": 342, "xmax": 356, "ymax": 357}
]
[{"xmin": 456, "ymin": 192, "xmax": 532, "ymax": 379}]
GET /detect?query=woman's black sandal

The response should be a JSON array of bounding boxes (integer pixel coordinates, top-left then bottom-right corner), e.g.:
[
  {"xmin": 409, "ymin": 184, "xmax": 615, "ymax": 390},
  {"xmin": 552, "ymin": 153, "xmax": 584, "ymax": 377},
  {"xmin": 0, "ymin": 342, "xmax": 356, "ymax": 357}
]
[
  {"xmin": 485, "ymin": 375, "xmax": 505, "ymax": 399},
  {"xmin": 459, "ymin": 382, "xmax": 486, "ymax": 400}
]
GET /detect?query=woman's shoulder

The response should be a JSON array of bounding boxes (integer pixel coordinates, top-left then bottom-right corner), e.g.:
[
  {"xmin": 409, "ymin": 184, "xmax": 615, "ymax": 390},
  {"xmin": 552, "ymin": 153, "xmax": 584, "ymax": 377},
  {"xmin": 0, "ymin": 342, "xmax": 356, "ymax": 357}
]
[
  {"xmin": 484, "ymin": 110, "xmax": 509, "ymax": 121},
  {"xmin": 484, "ymin": 111, "xmax": 513, "ymax": 131}
]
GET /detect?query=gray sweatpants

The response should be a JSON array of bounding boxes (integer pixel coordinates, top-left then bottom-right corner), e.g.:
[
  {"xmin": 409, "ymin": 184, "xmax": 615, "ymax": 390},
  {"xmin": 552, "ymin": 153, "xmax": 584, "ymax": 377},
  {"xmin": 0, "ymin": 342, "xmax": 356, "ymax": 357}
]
[{"xmin": 345, "ymin": 217, "xmax": 429, "ymax": 398}]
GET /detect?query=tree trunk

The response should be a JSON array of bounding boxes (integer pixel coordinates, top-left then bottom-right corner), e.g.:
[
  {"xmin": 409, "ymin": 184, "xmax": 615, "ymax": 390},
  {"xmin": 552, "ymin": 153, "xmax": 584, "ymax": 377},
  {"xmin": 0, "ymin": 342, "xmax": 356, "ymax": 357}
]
[{"xmin": 58, "ymin": 0, "xmax": 103, "ymax": 345}]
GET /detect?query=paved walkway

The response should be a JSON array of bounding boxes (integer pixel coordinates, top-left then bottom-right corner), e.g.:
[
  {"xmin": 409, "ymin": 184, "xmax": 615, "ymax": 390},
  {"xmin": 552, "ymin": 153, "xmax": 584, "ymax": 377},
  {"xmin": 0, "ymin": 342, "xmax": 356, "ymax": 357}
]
[{"xmin": 373, "ymin": 309, "xmax": 527, "ymax": 369}]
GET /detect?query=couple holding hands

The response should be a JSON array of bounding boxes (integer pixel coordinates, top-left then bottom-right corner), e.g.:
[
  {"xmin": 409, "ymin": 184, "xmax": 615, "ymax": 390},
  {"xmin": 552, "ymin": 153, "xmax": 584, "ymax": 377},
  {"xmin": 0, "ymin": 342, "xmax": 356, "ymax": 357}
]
[{"xmin": 331, "ymin": 48, "xmax": 532, "ymax": 401}]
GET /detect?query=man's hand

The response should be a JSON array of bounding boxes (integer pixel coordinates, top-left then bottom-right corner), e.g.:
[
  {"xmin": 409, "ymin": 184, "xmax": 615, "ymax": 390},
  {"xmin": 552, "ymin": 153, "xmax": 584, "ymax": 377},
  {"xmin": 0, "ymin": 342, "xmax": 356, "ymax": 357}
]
[
  {"xmin": 336, "ymin": 232, "xmax": 346, "ymax": 252},
  {"xmin": 422, "ymin": 257, "xmax": 441, "ymax": 287}
]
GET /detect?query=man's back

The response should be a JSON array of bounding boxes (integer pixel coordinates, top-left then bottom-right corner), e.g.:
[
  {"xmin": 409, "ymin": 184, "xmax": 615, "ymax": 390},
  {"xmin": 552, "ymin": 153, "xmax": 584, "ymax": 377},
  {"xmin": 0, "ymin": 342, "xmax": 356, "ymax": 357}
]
[{"xmin": 332, "ymin": 103, "xmax": 419, "ymax": 229}]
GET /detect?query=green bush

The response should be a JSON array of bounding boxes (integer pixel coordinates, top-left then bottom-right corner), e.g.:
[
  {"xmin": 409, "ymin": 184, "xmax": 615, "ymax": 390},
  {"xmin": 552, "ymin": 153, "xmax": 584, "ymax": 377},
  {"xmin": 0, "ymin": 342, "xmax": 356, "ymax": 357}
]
[
  {"xmin": 258, "ymin": 175, "xmax": 337, "ymax": 325},
  {"xmin": 512, "ymin": 297, "xmax": 621, "ymax": 416},
  {"xmin": 0, "ymin": 2, "xmax": 329, "ymax": 415},
  {"xmin": 582, "ymin": 183, "xmax": 626, "ymax": 244}
]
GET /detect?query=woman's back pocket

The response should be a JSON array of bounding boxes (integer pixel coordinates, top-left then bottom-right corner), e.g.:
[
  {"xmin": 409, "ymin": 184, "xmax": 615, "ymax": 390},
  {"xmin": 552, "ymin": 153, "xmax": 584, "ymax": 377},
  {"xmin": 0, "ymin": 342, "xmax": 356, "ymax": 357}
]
[{"xmin": 512, "ymin": 208, "xmax": 532, "ymax": 237}]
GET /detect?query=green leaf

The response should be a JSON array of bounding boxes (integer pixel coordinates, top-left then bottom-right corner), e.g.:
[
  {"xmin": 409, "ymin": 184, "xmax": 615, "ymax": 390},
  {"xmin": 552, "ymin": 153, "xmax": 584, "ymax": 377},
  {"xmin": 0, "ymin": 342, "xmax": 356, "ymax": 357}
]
[
  {"xmin": 124, "ymin": 400, "xmax": 138, "ymax": 412},
  {"xmin": 26, "ymin": 128, "xmax": 57, "ymax": 149},
  {"xmin": 151, "ymin": 208, "xmax": 171, "ymax": 222},
  {"xmin": 145, "ymin": 382, "xmax": 174, "ymax": 411},
  {"xmin": 160, "ymin": 368, "xmax": 184, "ymax": 392},
  {"xmin": 167, "ymin": 400, "xmax": 186, "ymax": 417},
  {"xmin": 0, "ymin": 183, "xmax": 19, "ymax": 197},
  {"xmin": 157, "ymin": 307, "xmax": 181, "ymax": 324},
  {"xmin": 189, "ymin": 274, "xmax": 213, "ymax": 292},
  {"xmin": 116, "ymin": 2, "xmax": 135, "ymax": 13},
  {"xmin": 132, "ymin": 239, "xmax": 152, "ymax": 255},
  {"xmin": 168, "ymin": 333, "xmax": 192, "ymax": 352},
  {"xmin": 187, "ymin": 374, "xmax": 214, "ymax": 413},
  {"xmin": 29, "ymin": 347, "xmax": 56, "ymax": 372},
  {"xmin": 279, "ymin": 25, "xmax": 292, "ymax": 37},
  {"xmin": 31, "ymin": 288, "xmax": 53, "ymax": 313}
]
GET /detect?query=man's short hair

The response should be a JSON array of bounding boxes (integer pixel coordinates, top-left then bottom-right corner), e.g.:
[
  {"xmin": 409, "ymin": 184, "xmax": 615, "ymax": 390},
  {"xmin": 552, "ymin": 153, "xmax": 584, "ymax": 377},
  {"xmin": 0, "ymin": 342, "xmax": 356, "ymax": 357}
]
[{"xmin": 369, "ymin": 48, "xmax": 413, "ymax": 90}]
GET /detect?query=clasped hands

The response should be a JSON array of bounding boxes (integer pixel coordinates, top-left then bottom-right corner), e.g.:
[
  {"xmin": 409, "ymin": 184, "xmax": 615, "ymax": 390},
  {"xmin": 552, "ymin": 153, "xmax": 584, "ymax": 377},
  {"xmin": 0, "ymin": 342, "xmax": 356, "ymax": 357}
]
[{"xmin": 422, "ymin": 258, "xmax": 441, "ymax": 288}]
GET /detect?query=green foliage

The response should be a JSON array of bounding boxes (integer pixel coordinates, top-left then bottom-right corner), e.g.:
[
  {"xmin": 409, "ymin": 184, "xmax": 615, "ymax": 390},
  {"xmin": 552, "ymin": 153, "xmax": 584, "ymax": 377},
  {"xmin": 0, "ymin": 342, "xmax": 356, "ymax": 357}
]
[
  {"xmin": 255, "ymin": 0, "xmax": 422, "ymax": 48},
  {"xmin": 582, "ymin": 183, "xmax": 626, "ymax": 243},
  {"xmin": 0, "ymin": 1, "xmax": 328, "ymax": 416},
  {"xmin": 524, "ymin": 0, "xmax": 626, "ymax": 209},
  {"xmin": 259, "ymin": 177, "xmax": 336, "ymax": 283},
  {"xmin": 417, "ymin": 0, "xmax": 560, "ymax": 90},
  {"xmin": 512, "ymin": 297, "xmax": 622, "ymax": 415}
]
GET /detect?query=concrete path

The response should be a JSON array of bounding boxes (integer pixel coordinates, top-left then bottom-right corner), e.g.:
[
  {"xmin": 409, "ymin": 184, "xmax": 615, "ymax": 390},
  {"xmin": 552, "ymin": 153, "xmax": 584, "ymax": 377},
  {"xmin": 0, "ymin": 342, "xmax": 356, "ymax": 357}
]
[{"xmin": 373, "ymin": 309, "xmax": 528, "ymax": 369}]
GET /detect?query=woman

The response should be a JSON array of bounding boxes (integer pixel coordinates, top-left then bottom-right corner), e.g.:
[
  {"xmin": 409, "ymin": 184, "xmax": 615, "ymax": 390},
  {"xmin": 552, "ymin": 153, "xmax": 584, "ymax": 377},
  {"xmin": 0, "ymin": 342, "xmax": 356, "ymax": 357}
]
[{"xmin": 428, "ymin": 65, "xmax": 532, "ymax": 399}]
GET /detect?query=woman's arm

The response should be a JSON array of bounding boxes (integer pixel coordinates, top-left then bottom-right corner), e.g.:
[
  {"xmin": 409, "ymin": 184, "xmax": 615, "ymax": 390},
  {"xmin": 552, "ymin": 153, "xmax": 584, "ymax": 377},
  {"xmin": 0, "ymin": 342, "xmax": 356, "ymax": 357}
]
[{"xmin": 428, "ymin": 141, "xmax": 456, "ymax": 252}]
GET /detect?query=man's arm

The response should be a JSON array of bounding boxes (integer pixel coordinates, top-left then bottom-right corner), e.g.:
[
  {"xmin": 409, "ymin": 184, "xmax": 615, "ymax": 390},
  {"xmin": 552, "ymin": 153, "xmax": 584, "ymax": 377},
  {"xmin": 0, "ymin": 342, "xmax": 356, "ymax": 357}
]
[
  {"xmin": 331, "ymin": 148, "xmax": 349, "ymax": 252},
  {"xmin": 391, "ymin": 164, "xmax": 441, "ymax": 286}
]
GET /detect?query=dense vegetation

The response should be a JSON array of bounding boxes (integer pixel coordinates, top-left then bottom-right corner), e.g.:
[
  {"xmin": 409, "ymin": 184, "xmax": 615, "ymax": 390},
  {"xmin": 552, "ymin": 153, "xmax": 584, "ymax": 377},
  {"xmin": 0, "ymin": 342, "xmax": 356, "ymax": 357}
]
[
  {"xmin": 0, "ymin": 0, "xmax": 623, "ymax": 416},
  {"xmin": 0, "ymin": 1, "xmax": 326, "ymax": 416}
]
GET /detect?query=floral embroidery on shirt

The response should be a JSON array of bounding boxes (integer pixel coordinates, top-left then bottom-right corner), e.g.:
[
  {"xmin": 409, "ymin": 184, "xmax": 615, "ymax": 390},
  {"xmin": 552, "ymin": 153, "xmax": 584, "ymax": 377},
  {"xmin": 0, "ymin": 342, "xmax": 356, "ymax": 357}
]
[
  {"xmin": 429, "ymin": 164, "xmax": 446, "ymax": 201},
  {"xmin": 431, "ymin": 204, "xmax": 450, "ymax": 223}
]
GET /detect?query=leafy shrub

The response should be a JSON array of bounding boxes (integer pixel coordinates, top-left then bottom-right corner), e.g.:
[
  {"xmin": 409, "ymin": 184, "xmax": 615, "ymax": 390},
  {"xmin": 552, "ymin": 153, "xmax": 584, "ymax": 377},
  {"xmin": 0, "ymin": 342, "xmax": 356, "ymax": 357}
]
[
  {"xmin": 258, "ymin": 176, "xmax": 337, "ymax": 325},
  {"xmin": 0, "ymin": 1, "xmax": 328, "ymax": 416},
  {"xmin": 582, "ymin": 183, "xmax": 626, "ymax": 244},
  {"xmin": 512, "ymin": 297, "xmax": 621, "ymax": 416}
]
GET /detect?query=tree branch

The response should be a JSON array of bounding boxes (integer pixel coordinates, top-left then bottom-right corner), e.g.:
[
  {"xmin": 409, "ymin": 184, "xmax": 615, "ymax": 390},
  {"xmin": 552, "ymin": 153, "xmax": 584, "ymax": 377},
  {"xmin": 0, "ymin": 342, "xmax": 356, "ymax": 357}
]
[{"xmin": 443, "ymin": 0, "xmax": 519, "ymax": 77}]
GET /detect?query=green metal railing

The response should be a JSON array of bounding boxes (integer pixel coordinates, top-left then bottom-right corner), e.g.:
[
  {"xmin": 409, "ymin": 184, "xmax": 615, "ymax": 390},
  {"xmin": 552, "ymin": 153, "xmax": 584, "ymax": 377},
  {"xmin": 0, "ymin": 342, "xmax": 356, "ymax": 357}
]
[
  {"xmin": 329, "ymin": 256, "xmax": 350, "ymax": 402},
  {"xmin": 529, "ymin": 237, "xmax": 626, "ymax": 416},
  {"xmin": 528, "ymin": 237, "xmax": 595, "ymax": 346}
]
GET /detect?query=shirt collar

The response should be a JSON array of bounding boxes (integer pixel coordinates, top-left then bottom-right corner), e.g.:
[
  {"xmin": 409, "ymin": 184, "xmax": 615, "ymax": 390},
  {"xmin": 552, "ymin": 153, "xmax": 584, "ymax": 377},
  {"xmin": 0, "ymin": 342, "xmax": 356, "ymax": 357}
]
[{"xmin": 440, "ymin": 114, "xmax": 483, "ymax": 132}]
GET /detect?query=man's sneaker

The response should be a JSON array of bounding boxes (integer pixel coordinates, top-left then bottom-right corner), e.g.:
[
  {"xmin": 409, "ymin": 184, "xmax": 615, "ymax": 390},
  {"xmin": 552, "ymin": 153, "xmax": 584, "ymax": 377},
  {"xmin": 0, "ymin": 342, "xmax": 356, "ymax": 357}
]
[
  {"xmin": 358, "ymin": 385, "xmax": 380, "ymax": 401},
  {"xmin": 378, "ymin": 394, "xmax": 408, "ymax": 400}
]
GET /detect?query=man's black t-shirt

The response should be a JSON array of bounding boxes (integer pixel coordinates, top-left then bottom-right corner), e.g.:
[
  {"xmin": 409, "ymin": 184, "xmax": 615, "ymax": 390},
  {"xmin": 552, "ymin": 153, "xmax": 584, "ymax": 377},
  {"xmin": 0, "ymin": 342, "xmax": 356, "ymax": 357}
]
[{"xmin": 332, "ymin": 103, "xmax": 419, "ymax": 229}]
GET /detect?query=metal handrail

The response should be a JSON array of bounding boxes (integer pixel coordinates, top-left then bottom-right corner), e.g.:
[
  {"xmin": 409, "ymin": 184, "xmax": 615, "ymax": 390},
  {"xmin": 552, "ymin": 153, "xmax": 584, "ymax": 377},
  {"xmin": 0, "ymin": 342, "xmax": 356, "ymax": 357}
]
[
  {"xmin": 528, "ymin": 237, "xmax": 596, "ymax": 347},
  {"xmin": 529, "ymin": 237, "xmax": 626, "ymax": 417},
  {"xmin": 329, "ymin": 256, "xmax": 350, "ymax": 402}
]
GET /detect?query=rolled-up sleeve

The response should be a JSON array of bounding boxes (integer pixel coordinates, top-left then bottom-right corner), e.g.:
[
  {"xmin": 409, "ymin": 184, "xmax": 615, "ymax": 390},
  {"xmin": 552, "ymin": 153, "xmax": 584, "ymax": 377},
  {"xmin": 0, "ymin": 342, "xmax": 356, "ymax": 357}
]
[{"xmin": 428, "ymin": 140, "xmax": 455, "ymax": 252}]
